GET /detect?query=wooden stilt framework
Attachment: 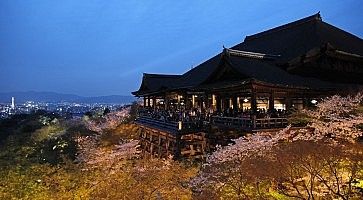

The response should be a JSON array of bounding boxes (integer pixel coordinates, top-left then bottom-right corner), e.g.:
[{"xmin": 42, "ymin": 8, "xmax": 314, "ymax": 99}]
[{"xmin": 138, "ymin": 125, "xmax": 208, "ymax": 159}]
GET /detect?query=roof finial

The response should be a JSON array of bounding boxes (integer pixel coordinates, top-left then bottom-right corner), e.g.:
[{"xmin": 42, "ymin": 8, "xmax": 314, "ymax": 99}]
[
  {"xmin": 316, "ymin": 11, "xmax": 322, "ymax": 21},
  {"xmin": 222, "ymin": 45, "xmax": 230, "ymax": 56}
]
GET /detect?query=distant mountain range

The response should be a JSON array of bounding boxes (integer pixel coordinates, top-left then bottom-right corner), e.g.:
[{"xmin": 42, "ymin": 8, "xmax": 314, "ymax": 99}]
[{"xmin": 0, "ymin": 91, "xmax": 136, "ymax": 104}]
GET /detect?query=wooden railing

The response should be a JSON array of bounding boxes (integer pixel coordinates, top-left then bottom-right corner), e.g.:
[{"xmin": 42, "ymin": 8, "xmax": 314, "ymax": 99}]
[
  {"xmin": 212, "ymin": 116, "xmax": 253, "ymax": 129},
  {"xmin": 255, "ymin": 118, "xmax": 288, "ymax": 129},
  {"xmin": 212, "ymin": 116, "xmax": 288, "ymax": 130},
  {"xmin": 135, "ymin": 116, "xmax": 203, "ymax": 134},
  {"xmin": 136, "ymin": 115, "xmax": 288, "ymax": 133}
]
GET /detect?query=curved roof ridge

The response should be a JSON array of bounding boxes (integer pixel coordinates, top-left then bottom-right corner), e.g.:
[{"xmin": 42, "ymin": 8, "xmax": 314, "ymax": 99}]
[
  {"xmin": 143, "ymin": 73, "xmax": 181, "ymax": 78},
  {"xmin": 244, "ymin": 12, "xmax": 322, "ymax": 42}
]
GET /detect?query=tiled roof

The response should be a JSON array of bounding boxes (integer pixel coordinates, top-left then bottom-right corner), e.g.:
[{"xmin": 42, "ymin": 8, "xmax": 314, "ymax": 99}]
[{"xmin": 133, "ymin": 13, "xmax": 363, "ymax": 96}]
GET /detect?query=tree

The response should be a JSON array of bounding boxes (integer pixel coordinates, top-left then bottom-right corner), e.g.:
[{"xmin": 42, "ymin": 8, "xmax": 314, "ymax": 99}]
[
  {"xmin": 126, "ymin": 101, "xmax": 140, "ymax": 122},
  {"xmin": 271, "ymin": 140, "xmax": 363, "ymax": 199},
  {"xmin": 192, "ymin": 93, "xmax": 363, "ymax": 199},
  {"xmin": 75, "ymin": 134, "xmax": 197, "ymax": 199},
  {"xmin": 84, "ymin": 107, "xmax": 131, "ymax": 134}
]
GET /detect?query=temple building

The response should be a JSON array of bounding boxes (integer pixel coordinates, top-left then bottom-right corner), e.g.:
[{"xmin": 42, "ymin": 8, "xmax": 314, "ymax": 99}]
[{"xmin": 132, "ymin": 13, "xmax": 363, "ymax": 158}]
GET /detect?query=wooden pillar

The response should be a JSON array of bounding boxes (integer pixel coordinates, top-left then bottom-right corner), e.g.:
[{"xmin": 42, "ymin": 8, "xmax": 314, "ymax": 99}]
[
  {"xmin": 164, "ymin": 95, "xmax": 168, "ymax": 110},
  {"xmin": 285, "ymin": 96, "xmax": 292, "ymax": 111},
  {"xmin": 152, "ymin": 97, "xmax": 156, "ymax": 110},
  {"xmin": 200, "ymin": 95, "xmax": 205, "ymax": 109},
  {"xmin": 251, "ymin": 92, "xmax": 258, "ymax": 114},
  {"xmin": 184, "ymin": 94, "xmax": 190, "ymax": 110},
  {"xmin": 237, "ymin": 97, "xmax": 240, "ymax": 110},
  {"xmin": 174, "ymin": 134, "xmax": 181, "ymax": 159},
  {"xmin": 269, "ymin": 92, "xmax": 275, "ymax": 111},
  {"xmin": 177, "ymin": 94, "xmax": 181, "ymax": 109},
  {"xmin": 220, "ymin": 98, "xmax": 227, "ymax": 112},
  {"xmin": 216, "ymin": 95, "xmax": 221, "ymax": 112},
  {"xmin": 181, "ymin": 92, "xmax": 187, "ymax": 110},
  {"xmin": 147, "ymin": 96, "xmax": 151, "ymax": 107},
  {"xmin": 201, "ymin": 94, "xmax": 206, "ymax": 110},
  {"xmin": 205, "ymin": 93, "xmax": 210, "ymax": 110},
  {"xmin": 212, "ymin": 94, "xmax": 217, "ymax": 111},
  {"xmin": 141, "ymin": 129, "xmax": 147, "ymax": 156},
  {"xmin": 232, "ymin": 96, "xmax": 238, "ymax": 112},
  {"xmin": 143, "ymin": 97, "xmax": 147, "ymax": 107},
  {"xmin": 192, "ymin": 95, "xmax": 196, "ymax": 108},
  {"xmin": 149, "ymin": 133, "xmax": 153, "ymax": 157},
  {"xmin": 166, "ymin": 137, "xmax": 170, "ymax": 156},
  {"xmin": 158, "ymin": 135, "xmax": 162, "ymax": 158}
]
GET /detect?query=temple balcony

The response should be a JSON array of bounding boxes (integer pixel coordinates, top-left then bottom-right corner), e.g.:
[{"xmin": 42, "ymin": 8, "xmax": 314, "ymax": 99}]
[
  {"xmin": 135, "ymin": 109, "xmax": 289, "ymax": 134},
  {"xmin": 135, "ymin": 109, "xmax": 289, "ymax": 159}
]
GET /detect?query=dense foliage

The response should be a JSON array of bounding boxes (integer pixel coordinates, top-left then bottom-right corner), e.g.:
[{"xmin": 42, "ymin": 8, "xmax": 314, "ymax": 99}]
[
  {"xmin": 192, "ymin": 93, "xmax": 363, "ymax": 199},
  {"xmin": 0, "ymin": 94, "xmax": 362, "ymax": 199},
  {"xmin": 0, "ymin": 107, "xmax": 197, "ymax": 199}
]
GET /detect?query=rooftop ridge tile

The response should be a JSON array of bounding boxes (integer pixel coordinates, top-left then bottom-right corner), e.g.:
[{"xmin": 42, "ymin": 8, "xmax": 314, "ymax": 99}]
[{"xmin": 244, "ymin": 12, "xmax": 321, "ymax": 42}]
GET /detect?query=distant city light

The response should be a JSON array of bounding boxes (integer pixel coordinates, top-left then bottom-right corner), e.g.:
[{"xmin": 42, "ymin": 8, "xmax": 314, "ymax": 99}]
[
  {"xmin": 11, "ymin": 97, "xmax": 15, "ymax": 109},
  {"xmin": 0, "ymin": 100, "xmax": 129, "ymax": 120}
]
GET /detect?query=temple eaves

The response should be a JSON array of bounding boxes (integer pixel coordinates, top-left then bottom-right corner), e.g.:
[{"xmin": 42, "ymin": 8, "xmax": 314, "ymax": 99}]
[{"xmin": 223, "ymin": 47, "xmax": 281, "ymax": 60}]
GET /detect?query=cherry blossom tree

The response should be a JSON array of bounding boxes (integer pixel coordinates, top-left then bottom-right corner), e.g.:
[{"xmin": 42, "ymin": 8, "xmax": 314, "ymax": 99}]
[
  {"xmin": 192, "ymin": 93, "xmax": 363, "ymax": 199},
  {"xmin": 75, "ymin": 135, "xmax": 139, "ymax": 171},
  {"xmin": 75, "ymin": 134, "xmax": 197, "ymax": 199},
  {"xmin": 84, "ymin": 107, "xmax": 131, "ymax": 134},
  {"xmin": 305, "ymin": 93, "xmax": 363, "ymax": 142}
]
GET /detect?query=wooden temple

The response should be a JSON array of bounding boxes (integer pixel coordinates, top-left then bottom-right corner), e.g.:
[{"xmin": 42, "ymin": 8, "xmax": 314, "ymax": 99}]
[{"xmin": 132, "ymin": 13, "xmax": 363, "ymax": 159}]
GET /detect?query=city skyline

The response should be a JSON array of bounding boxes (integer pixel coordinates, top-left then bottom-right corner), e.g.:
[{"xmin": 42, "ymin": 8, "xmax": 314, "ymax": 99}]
[{"xmin": 1, "ymin": 1, "xmax": 363, "ymax": 96}]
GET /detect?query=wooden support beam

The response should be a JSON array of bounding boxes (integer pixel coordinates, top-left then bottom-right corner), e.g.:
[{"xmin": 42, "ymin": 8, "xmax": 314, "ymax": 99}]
[
  {"xmin": 152, "ymin": 97, "xmax": 156, "ymax": 110},
  {"xmin": 158, "ymin": 134, "xmax": 162, "ymax": 158},
  {"xmin": 251, "ymin": 92, "xmax": 258, "ymax": 114},
  {"xmin": 216, "ymin": 95, "xmax": 221, "ymax": 112},
  {"xmin": 166, "ymin": 138, "xmax": 170, "ymax": 156},
  {"xmin": 192, "ymin": 95, "xmax": 196, "ymax": 108},
  {"xmin": 269, "ymin": 92, "xmax": 275, "ymax": 111},
  {"xmin": 204, "ymin": 93, "xmax": 209, "ymax": 110},
  {"xmin": 164, "ymin": 95, "xmax": 168, "ymax": 110},
  {"xmin": 232, "ymin": 96, "xmax": 238, "ymax": 112},
  {"xmin": 212, "ymin": 94, "xmax": 217, "ymax": 111},
  {"xmin": 137, "ymin": 125, "xmax": 208, "ymax": 159},
  {"xmin": 285, "ymin": 96, "xmax": 292, "ymax": 111}
]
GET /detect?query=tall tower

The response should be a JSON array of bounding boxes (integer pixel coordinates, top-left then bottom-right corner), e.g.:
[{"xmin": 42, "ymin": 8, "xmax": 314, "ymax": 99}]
[{"xmin": 11, "ymin": 97, "xmax": 15, "ymax": 109}]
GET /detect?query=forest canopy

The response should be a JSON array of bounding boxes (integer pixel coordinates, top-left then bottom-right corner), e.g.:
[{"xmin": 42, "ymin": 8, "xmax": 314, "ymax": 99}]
[{"xmin": 0, "ymin": 95, "xmax": 362, "ymax": 199}]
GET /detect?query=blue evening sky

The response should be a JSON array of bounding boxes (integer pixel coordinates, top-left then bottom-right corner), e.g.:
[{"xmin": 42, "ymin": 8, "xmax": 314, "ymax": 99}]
[{"xmin": 1, "ymin": 0, "xmax": 363, "ymax": 96}]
